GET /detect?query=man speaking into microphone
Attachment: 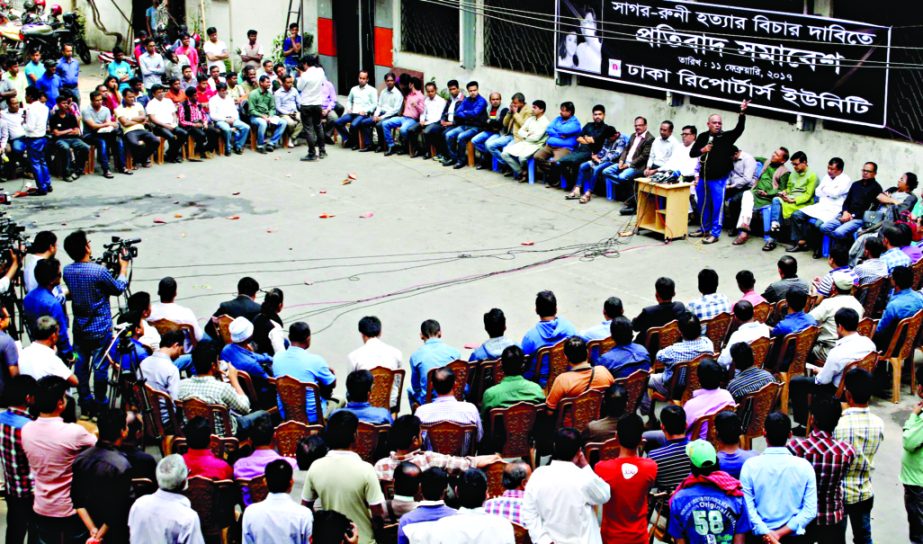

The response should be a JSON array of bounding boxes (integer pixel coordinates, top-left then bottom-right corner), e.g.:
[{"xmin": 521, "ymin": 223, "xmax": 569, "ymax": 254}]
[{"xmin": 689, "ymin": 99, "xmax": 750, "ymax": 244}]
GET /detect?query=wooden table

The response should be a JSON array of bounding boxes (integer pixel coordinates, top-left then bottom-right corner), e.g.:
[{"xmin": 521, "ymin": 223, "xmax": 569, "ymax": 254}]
[{"xmin": 633, "ymin": 177, "xmax": 695, "ymax": 240}]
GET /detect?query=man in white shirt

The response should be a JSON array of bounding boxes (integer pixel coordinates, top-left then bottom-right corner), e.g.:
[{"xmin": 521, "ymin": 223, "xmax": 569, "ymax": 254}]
[
  {"xmin": 2, "ymin": 96, "xmax": 27, "ymax": 184},
  {"xmin": 19, "ymin": 316, "xmax": 78, "ymax": 385},
  {"xmin": 202, "ymin": 27, "xmax": 229, "ymax": 75},
  {"xmin": 333, "ymin": 70, "xmax": 378, "ymax": 150},
  {"xmin": 146, "ymin": 84, "xmax": 188, "ymax": 163},
  {"xmin": 139, "ymin": 330, "xmax": 183, "ymax": 400},
  {"xmin": 661, "ymin": 124, "xmax": 699, "ymax": 179},
  {"xmin": 808, "ymin": 272, "xmax": 864, "ymax": 360},
  {"xmin": 208, "ymin": 82, "xmax": 249, "ymax": 155},
  {"xmin": 791, "ymin": 306, "xmax": 873, "ymax": 432},
  {"xmin": 347, "ymin": 316, "xmax": 403, "ymax": 407},
  {"xmin": 129, "ymin": 455, "xmax": 206, "ymax": 544},
  {"xmin": 295, "ymin": 55, "xmax": 328, "ymax": 162},
  {"xmin": 138, "ymin": 38, "xmax": 165, "ymax": 90},
  {"xmin": 642, "ymin": 120, "xmax": 678, "ymax": 177},
  {"xmin": 115, "ymin": 87, "xmax": 160, "ymax": 167},
  {"xmin": 366, "ymin": 72, "xmax": 403, "ymax": 153},
  {"xmin": 418, "ymin": 81, "xmax": 447, "ymax": 157},
  {"xmin": 149, "ymin": 276, "xmax": 205, "ymax": 344},
  {"xmin": 788, "ymin": 156, "xmax": 852, "ymax": 253},
  {"xmin": 239, "ymin": 29, "xmax": 264, "ymax": 70},
  {"xmin": 718, "ymin": 300, "xmax": 770, "ymax": 370},
  {"xmin": 273, "ymin": 74, "xmax": 302, "ymax": 146},
  {"xmin": 414, "ymin": 367, "xmax": 483, "ymax": 441},
  {"xmin": 521, "ymin": 428, "xmax": 610, "ymax": 544},
  {"xmin": 242, "ymin": 459, "xmax": 312, "ymax": 543},
  {"xmin": 23, "ymin": 86, "xmax": 51, "ymax": 194}
]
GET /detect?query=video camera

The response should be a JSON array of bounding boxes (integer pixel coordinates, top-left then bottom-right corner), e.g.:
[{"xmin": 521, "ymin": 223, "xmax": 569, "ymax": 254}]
[
  {"xmin": 0, "ymin": 211, "xmax": 28, "ymax": 259},
  {"xmin": 97, "ymin": 236, "xmax": 141, "ymax": 276}
]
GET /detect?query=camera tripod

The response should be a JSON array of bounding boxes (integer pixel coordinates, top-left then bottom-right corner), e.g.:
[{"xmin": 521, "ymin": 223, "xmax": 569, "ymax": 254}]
[{"xmin": 93, "ymin": 328, "xmax": 158, "ymax": 439}]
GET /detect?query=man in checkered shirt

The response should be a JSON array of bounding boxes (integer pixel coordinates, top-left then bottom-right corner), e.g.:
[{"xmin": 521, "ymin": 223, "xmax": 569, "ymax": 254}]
[
  {"xmin": 61, "ymin": 230, "xmax": 128, "ymax": 414},
  {"xmin": 686, "ymin": 268, "xmax": 731, "ymax": 322},
  {"xmin": 0, "ymin": 375, "xmax": 37, "ymax": 544},
  {"xmin": 483, "ymin": 461, "xmax": 531, "ymax": 525},
  {"xmin": 852, "ymin": 236, "xmax": 889, "ymax": 286},
  {"xmin": 648, "ymin": 312, "xmax": 714, "ymax": 398},
  {"xmin": 789, "ymin": 396, "xmax": 856, "ymax": 542},
  {"xmin": 834, "ymin": 368, "xmax": 884, "ymax": 544}
]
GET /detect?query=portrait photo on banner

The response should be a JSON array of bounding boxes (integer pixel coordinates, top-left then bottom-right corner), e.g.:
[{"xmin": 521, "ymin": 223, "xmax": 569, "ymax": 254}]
[{"xmin": 557, "ymin": 0, "xmax": 603, "ymax": 74}]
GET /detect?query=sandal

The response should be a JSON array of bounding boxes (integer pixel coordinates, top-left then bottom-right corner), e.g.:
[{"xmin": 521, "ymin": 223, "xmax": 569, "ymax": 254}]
[
  {"xmin": 579, "ymin": 194, "xmax": 591, "ymax": 204},
  {"xmin": 565, "ymin": 192, "xmax": 581, "ymax": 200}
]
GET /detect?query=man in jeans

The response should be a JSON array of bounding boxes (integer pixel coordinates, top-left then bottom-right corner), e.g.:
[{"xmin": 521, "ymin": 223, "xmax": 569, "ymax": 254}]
[
  {"xmin": 23, "ymin": 86, "xmax": 51, "ymax": 195},
  {"xmin": 146, "ymin": 83, "xmax": 188, "ymax": 164},
  {"xmin": 248, "ymin": 75, "xmax": 285, "ymax": 153},
  {"xmin": 208, "ymin": 82, "xmax": 249, "ymax": 156},
  {"xmin": 82, "ymin": 90, "xmax": 129, "ymax": 178},
  {"xmin": 61, "ymin": 230, "xmax": 128, "ymax": 415},
  {"xmin": 49, "ymin": 95, "xmax": 90, "ymax": 182},
  {"xmin": 115, "ymin": 88, "xmax": 160, "ymax": 167}
]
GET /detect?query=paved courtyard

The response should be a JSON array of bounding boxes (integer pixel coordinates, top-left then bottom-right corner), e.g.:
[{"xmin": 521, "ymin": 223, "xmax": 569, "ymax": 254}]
[{"xmin": 0, "ymin": 137, "xmax": 915, "ymax": 542}]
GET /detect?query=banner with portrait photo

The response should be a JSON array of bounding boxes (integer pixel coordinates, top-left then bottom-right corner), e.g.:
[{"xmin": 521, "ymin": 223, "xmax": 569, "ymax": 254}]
[{"xmin": 554, "ymin": 0, "xmax": 892, "ymax": 127}]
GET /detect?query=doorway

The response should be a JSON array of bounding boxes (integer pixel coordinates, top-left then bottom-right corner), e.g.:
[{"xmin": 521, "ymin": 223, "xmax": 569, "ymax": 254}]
[
  {"xmin": 332, "ymin": 0, "xmax": 375, "ymax": 94},
  {"xmin": 131, "ymin": 0, "xmax": 187, "ymax": 40}
]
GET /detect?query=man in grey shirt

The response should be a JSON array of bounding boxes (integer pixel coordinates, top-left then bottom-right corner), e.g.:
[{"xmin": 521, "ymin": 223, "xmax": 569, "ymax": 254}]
[
  {"xmin": 82, "ymin": 90, "xmax": 129, "ymax": 177},
  {"xmin": 761, "ymin": 255, "xmax": 810, "ymax": 304}
]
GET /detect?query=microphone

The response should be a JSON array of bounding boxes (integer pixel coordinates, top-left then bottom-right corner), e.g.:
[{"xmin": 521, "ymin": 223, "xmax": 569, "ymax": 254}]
[{"xmin": 707, "ymin": 135, "xmax": 714, "ymax": 145}]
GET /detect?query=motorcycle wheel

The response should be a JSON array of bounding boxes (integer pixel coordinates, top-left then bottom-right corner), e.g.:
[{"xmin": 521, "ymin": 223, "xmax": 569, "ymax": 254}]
[{"xmin": 77, "ymin": 39, "xmax": 91, "ymax": 64}]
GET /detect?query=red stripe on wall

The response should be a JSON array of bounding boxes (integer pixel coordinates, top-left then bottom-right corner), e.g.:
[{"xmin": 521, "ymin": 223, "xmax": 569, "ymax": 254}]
[
  {"xmin": 374, "ymin": 26, "xmax": 393, "ymax": 67},
  {"xmin": 317, "ymin": 17, "xmax": 336, "ymax": 57}
]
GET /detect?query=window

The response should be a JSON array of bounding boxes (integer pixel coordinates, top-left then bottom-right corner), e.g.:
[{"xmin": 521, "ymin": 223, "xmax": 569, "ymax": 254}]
[
  {"xmin": 483, "ymin": 0, "xmax": 555, "ymax": 77},
  {"xmin": 400, "ymin": 0, "xmax": 460, "ymax": 61}
]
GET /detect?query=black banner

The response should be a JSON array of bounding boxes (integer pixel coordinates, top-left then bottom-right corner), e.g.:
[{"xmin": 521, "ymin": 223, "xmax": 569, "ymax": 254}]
[{"xmin": 555, "ymin": 0, "xmax": 891, "ymax": 127}]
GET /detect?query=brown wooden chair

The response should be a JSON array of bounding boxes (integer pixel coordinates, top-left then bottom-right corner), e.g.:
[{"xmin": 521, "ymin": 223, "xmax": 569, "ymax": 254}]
[
  {"xmin": 420, "ymin": 421, "xmax": 477, "ymax": 456},
  {"xmin": 468, "ymin": 359, "xmax": 501, "ymax": 406},
  {"xmin": 650, "ymin": 352, "xmax": 715, "ymax": 409},
  {"xmin": 132, "ymin": 477, "xmax": 157, "ymax": 498},
  {"xmin": 688, "ymin": 403, "xmax": 736, "ymax": 448},
  {"xmin": 770, "ymin": 325, "xmax": 820, "ymax": 414},
  {"xmin": 613, "ymin": 369, "xmax": 650, "ymax": 415},
  {"xmin": 171, "ymin": 435, "xmax": 240, "ymax": 462},
  {"xmin": 213, "ymin": 314, "xmax": 234, "ymax": 345},
  {"xmin": 585, "ymin": 437, "xmax": 620, "ymax": 467},
  {"xmin": 644, "ymin": 320, "xmax": 681, "ymax": 359},
  {"xmin": 272, "ymin": 420, "xmax": 324, "ymax": 457},
  {"xmin": 425, "ymin": 360, "xmax": 473, "ymax": 403},
  {"xmin": 235, "ymin": 475, "xmax": 268, "ymax": 506},
  {"xmin": 488, "ymin": 402, "xmax": 543, "ymax": 466},
  {"xmin": 143, "ymin": 384, "xmax": 181, "ymax": 454},
  {"xmin": 737, "ymin": 382, "xmax": 783, "ymax": 449},
  {"xmin": 355, "ymin": 421, "xmax": 391, "ymax": 464},
  {"xmin": 853, "ymin": 276, "xmax": 887, "ymax": 318},
  {"xmin": 369, "ymin": 367, "xmax": 405, "ymax": 415},
  {"xmin": 805, "ymin": 294, "xmax": 824, "ymax": 313},
  {"xmin": 679, "ymin": 355, "xmax": 714, "ymax": 404},
  {"xmin": 178, "ymin": 397, "xmax": 234, "ymax": 438},
  {"xmin": 235, "ymin": 370, "xmax": 262, "ymax": 409},
  {"xmin": 749, "ymin": 335, "xmax": 774, "ymax": 369},
  {"xmin": 513, "ymin": 522, "xmax": 532, "ymax": 544},
  {"xmin": 856, "ymin": 317, "xmax": 876, "ymax": 339},
  {"xmin": 483, "ymin": 459, "xmax": 507, "ymax": 499},
  {"xmin": 703, "ymin": 312, "xmax": 733, "ymax": 351},
  {"xmin": 149, "ymin": 318, "xmax": 198, "ymax": 349},
  {"xmin": 554, "ymin": 389, "xmax": 603, "ymax": 433},
  {"xmin": 835, "ymin": 352, "xmax": 879, "ymax": 399},
  {"xmin": 185, "ymin": 476, "xmax": 237, "ymax": 540},
  {"xmin": 532, "ymin": 340, "xmax": 569, "ymax": 394},
  {"xmin": 880, "ymin": 310, "xmax": 923, "ymax": 403},
  {"xmin": 586, "ymin": 337, "xmax": 615, "ymax": 364},
  {"xmin": 275, "ymin": 375, "xmax": 325, "ymax": 425},
  {"xmin": 752, "ymin": 301, "xmax": 772, "ymax": 323},
  {"xmin": 914, "ymin": 258, "xmax": 923, "ymax": 290}
]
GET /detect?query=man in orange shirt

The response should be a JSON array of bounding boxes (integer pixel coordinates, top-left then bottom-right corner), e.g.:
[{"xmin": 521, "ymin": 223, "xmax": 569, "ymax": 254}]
[{"xmin": 545, "ymin": 336, "xmax": 614, "ymax": 411}]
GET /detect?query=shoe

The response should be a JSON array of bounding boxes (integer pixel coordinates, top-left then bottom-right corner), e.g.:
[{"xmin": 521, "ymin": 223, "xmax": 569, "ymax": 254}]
[
  {"xmin": 786, "ymin": 243, "xmax": 808, "ymax": 253},
  {"xmin": 504, "ymin": 171, "xmax": 515, "ymax": 178},
  {"xmin": 762, "ymin": 241, "xmax": 777, "ymax": 251},
  {"xmin": 225, "ymin": 150, "xmax": 231, "ymax": 156},
  {"xmin": 384, "ymin": 146, "xmax": 398, "ymax": 157},
  {"xmin": 102, "ymin": 171, "xmax": 114, "ymax": 179},
  {"xmin": 300, "ymin": 154, "xmax": 317, "ymax": 162},
  {"xmin": 812, "ymin": 248, "xmax": 824, "ymax": 259},
  {"xmin": 375, "ymin": 146, "xmax": 385, "ymax": 153},
  {"xmin": 453, "ymin": 162, "xmax": 465, "ymax": 169},
  {"xmin": 688, "ymin": 230, "xmax": 705, "ymax": 238},
  {"xmin": 358, "ymin": 147, "xmax": 374, "ymax": 153},
  {"xmin": 619, "ymin": 207, "xmax": 636, "ymax": 216},
  {"xmin": 702, "ymin": 235, "xmax": 719, "ymax": 244},
  {"xmin": 33, "ymin": 189, "xmax": 47, "ymax": 196},
  {"xmin": 233, "ymin": 147, "xmax": 242, "ymax": 155},
  {"xmin": 120, "ymin": 169, "xmax": 133, "ymax": 176},
  {"xmin": 266, "ymin": 145, "xmax": 275, "ymax": 152},
  {"xmin": 565, "ymin": 192, "xmax": 581, "ymax": 200},
  {"xmin": 318, "ymin": 149, "xmax": 327, "ymax": 159},
  {"xmin": 350, "ymin": 145, "xmax": 359, "ymax": 151},
  {"xmin": 171, "ymin": 157, "xmax": 183, "ymax": 163},
  {"xmin": 256, "ymin": 146, "xmax": 266, "ymax": 154},
  {"xmin": 324, "ymin": 136, "xmax": 335, "ymax": 146},
  {"xmin": 442, "ymin": 158, "xmax": 454, "ymax": 166},
  {"xmin": 63, "ymin": 173, "xmax": 75, "ymax": 182},
  {"xmin": 287, "ymin": 140, "xmax": 295, "ymax": 148},
  {"xmin": 475, "ymin": 163, "xmax": 485, "ymax": 170},
  {"xmin": 732, "ymin": 232, "xmax": 749, "ymax": 245}
]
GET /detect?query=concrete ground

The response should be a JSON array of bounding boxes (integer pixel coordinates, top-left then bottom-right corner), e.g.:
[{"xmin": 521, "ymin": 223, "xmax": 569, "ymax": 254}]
[{"xmin": 0, "ymin": 132, "xmax": 915, "ymax": 542}]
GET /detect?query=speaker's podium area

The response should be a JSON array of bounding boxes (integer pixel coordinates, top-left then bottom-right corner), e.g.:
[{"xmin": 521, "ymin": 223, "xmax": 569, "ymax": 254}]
[{"xmin": 633, "ymin": 178, "xmax": 695, "ymax": 241}]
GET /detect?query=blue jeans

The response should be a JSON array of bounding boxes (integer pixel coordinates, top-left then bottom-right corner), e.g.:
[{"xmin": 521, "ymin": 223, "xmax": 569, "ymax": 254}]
[
  {"xmin": 380, "ymin": 116, "xmax": 419, "ymax": 148},
  {"xmin": 173, "ymin": 354, "xmax": 194, "ymax": 374},
  {"xmin": 353, "ymin": 116, "xmax": 378, "ymax": 148},
  {"xmin": 74, "ymin": 338, "xmax": 109, "ymax": 409},
  {"xmin": 486, "ymin": 133, "xmax": 513, "ymax": 162},
  {"xmin": 334, "ymin": 112, "xmax": 367, "ymax": 147},
  {"xmin": 250, "ymin": 115, "xmax": 285, "ymax": 146},
  {"xmin": 846, "ymin": 497, "xmax": 874, "ymax": 544},
  {"xmin": 764, "ymin": 197, "xmax": 785, "ymax": 242},
  {"xmin": 25, "ymin": 136, "xmax": 50, "ymax": 190},
  {"xmin": 578, "ymin": 159, "xmax": 613, "ymax": 194},
  {"xmin": 470, "ymin": 130, "xmax": 493, "ymax": 153},
  {"xmin": 444, "ymin": 125, "xmax": 478, "ymax": 163},
  {"xmin": 695, "ymin": 176, "xmax": 728, "ymax": 238},
  {"xmin": 821, "ymin": 216, "xmax": 864, "ymax": 239},
  {"xmin": 9, "ymin": 137, "xmax": 26, "ymax": 167},
  {"xmin": 53, "ymin": 136, "xmax": 91, "ymax": 175},
  {"xmin": 84, "ymin": 132, "xmax": 126, "ymax": 172},
  {"xmin": 601, "ymin": 165, "xmax": 640, "ymax": 199},
  {"xmin": 215, "ymin": 120, "xmax": 250, "ymax": 152}
]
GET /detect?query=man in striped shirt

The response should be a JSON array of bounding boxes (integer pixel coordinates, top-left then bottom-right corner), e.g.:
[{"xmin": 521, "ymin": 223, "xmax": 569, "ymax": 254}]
[
  {"xmin": 852, "ymin": 236, "xmax": 889, "ymax": 286},
  {"xmin": 483, "ymin": 461, "xmax": 531, "ymax": 525},
  {"xmin": 647, "ymin": 405, "xmax": 691, "ymax": 492}
]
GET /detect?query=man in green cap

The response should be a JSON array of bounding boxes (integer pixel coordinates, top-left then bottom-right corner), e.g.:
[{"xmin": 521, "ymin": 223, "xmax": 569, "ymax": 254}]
[{"xmin": 668, "ymin": 439, "xmax": 752, "ymax": 544}]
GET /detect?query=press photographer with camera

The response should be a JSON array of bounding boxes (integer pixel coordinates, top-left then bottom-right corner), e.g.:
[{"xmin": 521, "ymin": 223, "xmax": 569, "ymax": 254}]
[
  {"xmin": 23, "ymin": 231, "xmax": 60, "ymax": 294},
  {"xmin": 23, "ymin": 257, "xmax": 75, "ymax": 364},
  {"xmin": 61, "ymin": 230, "xmax": 129, "ymax": 414}
]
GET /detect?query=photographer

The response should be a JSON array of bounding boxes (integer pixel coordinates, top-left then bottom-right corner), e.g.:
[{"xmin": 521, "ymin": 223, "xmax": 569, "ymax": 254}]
[
  {"xmin": 23, "ymin": 257, "xmax": 74, "ymax": 363},
  {"xmin": 23, "ymin": 231, "xmax": 59, "ymax": 294},
  {"xmin": 61, "ymin": 230, "xmax": 129, "ymax": 415}
]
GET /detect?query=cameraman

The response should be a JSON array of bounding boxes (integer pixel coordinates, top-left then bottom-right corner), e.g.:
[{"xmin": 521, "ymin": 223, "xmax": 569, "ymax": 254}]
[
  {"xmin": 61, "ymin": 230, "xmax": 129, "ymax": 415},
  {"xmin": 23, "ymin": 231, "xmax": 62, "ymax": 295},
  {"xmin": 23, "ymin": 257, "xmax": 74, "ymax": 363}
]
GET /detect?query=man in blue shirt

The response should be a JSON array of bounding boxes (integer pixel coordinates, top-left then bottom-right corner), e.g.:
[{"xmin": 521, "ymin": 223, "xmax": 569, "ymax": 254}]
[
  {"xmin": 597, "ymin": 316, "xmax": 650, "ymax": 378},
  {"xmin": 442, "ymin": 80, "xmax": 487, "ymax": 169},
  {"xmin": 221, "ymin": 317, "xmax": 275, "ymax": 410},
  {"xmin": 469, "ymin": 308, "xmax": 516, "ymax": 363},
  {"xmin": 533, "ymin": 101, "xmax": 582, "ymax": 187},
  {"xmin": 107, "ymin": 47, "xmax": 134, "ymax": 92},
  {"xmin": 34, "ymin": 60, "xmax": 61, "ymax": 106},
  {"xmin": 106, "ymin": 311, "xmax": 150, "ymax": 372},
  {"xmin": 397, "ymin": 467, "xmax": 457, "ymax": 544},
  {"xmin": 56, "ymin": 44, "xmax": 80, "ymax": 105},
  {"xmin": 23, "ymin": 257, "xmax": 74, "ymax": 362},
  {"xmin": 334, "ymin": 370, "xmax": 391, "ymax": 424},
  {"xmin": 668, "ymin": 440, "xmax": 752, "ymax": 544},
  {"xmin": 740, "ymin": 412, "xmax": 818, "ymax": 541},
  {"xmin": 271, "ymin": 321, "xmax": 336, "ymax": 423},
  {"xmin": 408, "ymin": 319, "xmax": 461, "ymax": 408},
  {"xmin": 579, "ymin": 296, "xmax": 622, "ymax": 342},
  {"xmin": 24, "ymin": 49, "xmax": 45, "ymax": 85},
  {"xmin": 770, "ymin": 285, "xmax": 817, "ymax": 338},
  {"xmin": 874, "ymin": 265, "xmax": 923, "ymax": 350},
  {"xmin": 62, "ymin": 230, "xmax": 128, "ymax": 415},
  {"xmin": 521, "ymin": 290, "xmax": 577, "ymax": 384}
]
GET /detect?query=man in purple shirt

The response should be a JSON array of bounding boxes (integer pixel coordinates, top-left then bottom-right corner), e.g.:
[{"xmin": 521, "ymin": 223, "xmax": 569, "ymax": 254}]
[
  {"xmin": 683, "ymin": 359, "xmax": 735, "ymax": 440},
  {"xmin": 232, "ymin": 412, "xmax": 296, "ymax": 505},
  {"xmin": 381, "ymin": 76, "xmax": 425, "ymax": 156},
  {"xmin": 397, "ymin": 467, "xmax": 457, "ymax": 544}
]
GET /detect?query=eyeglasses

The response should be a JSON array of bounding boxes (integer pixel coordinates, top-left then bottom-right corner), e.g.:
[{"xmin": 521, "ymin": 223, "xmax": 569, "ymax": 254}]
[
  {"xmin": 862, "ymin": 169, "xmax": 874, "ymax": 173},
  {"xmin": 681, "ymin": 132, "xmax": 692, "ymax": 136}
]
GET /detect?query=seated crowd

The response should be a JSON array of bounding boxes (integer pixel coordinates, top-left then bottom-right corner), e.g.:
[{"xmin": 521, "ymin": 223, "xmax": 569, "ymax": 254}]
[{"xmin": 4, "ymin": 221, "xmax": 923, "ymax": 544}]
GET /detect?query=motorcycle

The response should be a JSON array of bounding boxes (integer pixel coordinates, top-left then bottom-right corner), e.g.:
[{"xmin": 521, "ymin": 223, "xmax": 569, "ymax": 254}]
[{"xmin": 21, "ymin": 11, "xmax": 90, "ymax": 63}]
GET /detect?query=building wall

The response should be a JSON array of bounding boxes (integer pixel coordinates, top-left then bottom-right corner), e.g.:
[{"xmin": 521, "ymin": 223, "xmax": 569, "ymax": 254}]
[{"xmin": 390, "ymin": 1, "xmax": 920, "ymax": 181}]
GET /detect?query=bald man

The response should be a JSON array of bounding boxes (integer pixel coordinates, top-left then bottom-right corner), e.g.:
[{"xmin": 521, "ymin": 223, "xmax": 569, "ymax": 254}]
[
  {"xmin": 689, "ymin": 99, "xmax": 750, "ymax": 244},
  {"xmin": 483, "ymin": 461, "xmax": 532, "ymax": 525}
]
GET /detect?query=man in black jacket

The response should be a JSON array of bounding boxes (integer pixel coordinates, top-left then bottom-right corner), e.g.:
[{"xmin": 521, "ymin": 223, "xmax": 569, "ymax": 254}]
[
  {"xmin": 205, "ymin": 276, "xmax": 261, "ymax": 341},
  {"xmin": 631, "ymin": 277, "xmax": 687, "ymax": 344},
  {"xmin": 469, "ymin": 92, "xmax": 508, "ymax": 169},
  {"xmin": 689, "ymin": 100, "xmax": 750, "ymax": 244},
  {"xmin": 556, "ymin": 104, "xmax": 612, "ymax": 192},
  {"xmin": 819, "ymin": 161, "xmax": 883, "ymax": 242}
]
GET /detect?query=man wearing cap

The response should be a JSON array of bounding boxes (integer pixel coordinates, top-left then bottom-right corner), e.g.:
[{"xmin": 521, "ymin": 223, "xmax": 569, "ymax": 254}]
[
  {"xmin": 220, "ymin": 317, "xmax": 275, "ymax": 410},
  {"xmin": 668, "ymin": 440, "xmax": 752, "ymax": 544},
  {"xmin": 146, "ymin": 83, "xmax": 188, "ymax": 164},
  {"xmin": 808, "ymin": 272, "xmax": 864, "ymax": 361}
]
